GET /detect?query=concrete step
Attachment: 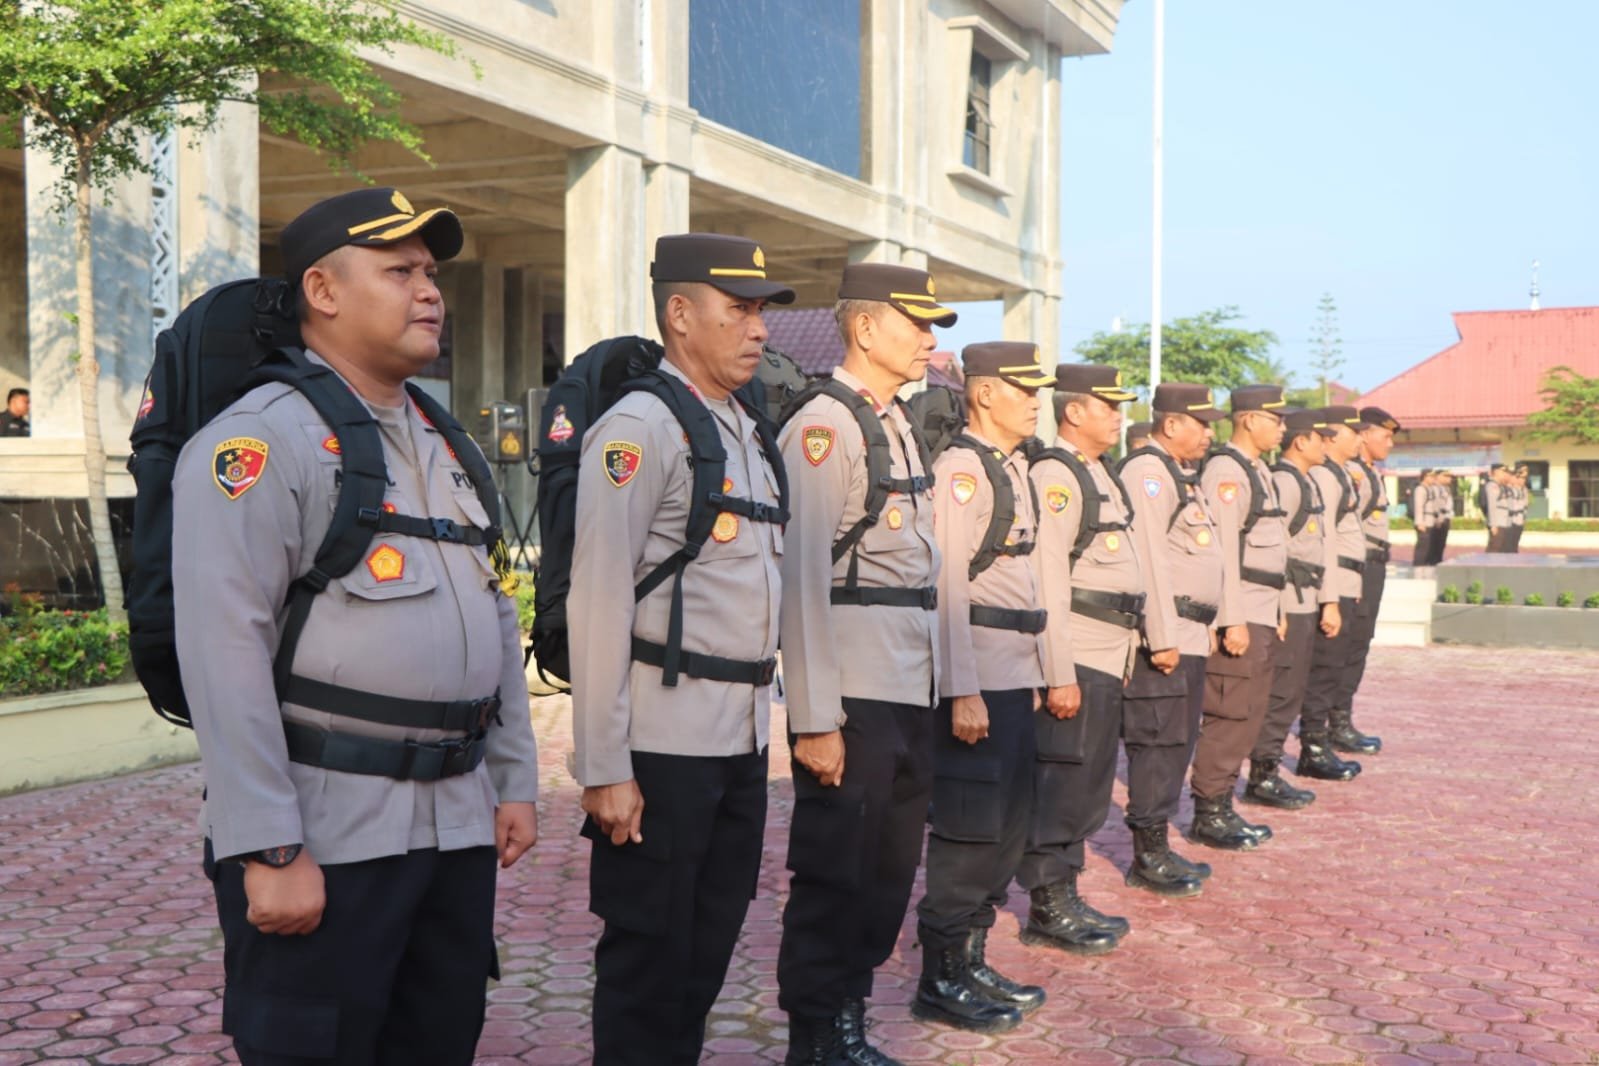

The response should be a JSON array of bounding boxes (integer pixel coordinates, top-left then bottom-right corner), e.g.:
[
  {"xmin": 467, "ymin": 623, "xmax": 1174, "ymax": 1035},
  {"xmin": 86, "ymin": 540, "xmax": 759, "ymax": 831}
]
[{"xmin": 1375, "ymin": 569, "xmax": 1436, "ymax": 646}]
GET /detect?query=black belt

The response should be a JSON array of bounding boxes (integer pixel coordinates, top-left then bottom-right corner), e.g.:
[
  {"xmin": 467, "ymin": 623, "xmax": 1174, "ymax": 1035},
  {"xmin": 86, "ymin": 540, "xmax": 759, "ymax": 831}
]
[
  {"xmin": 1365, "ymin": 545, "xmax": 1391, "ymax": 563},
  {"xmin": 631, "ymin": 637, "xmax": 777, "ymax": 686},
  {"xmin": 1174, "ymin": 595, "xmax": 1218, "ymax": 625},
  {"xmin": 1240, "ymin": 565, "xmax": 1286, "ymax": 590},
  {"xmin": 283, "ymin": 720, "xmax": 486, "ymax": 781},
  {"xmin": 1071, "ymin": 587, "xmax": 1145, "ymax": 630},
  {"xmin": 1338, "ymin": 556, "xmax": 1366, "ymax": 574},
  {"xmin": 1284, "ymin": 559, "xmax": 1325, "ymax": 589},
  {"xmin": 969, "ymin": 605, "xmax": 1048, "ymax": 634},
  {"xmin": 283, "ymin": 676, "xmax": 502, "ymax": 733},
  {"xmin": 829, "ymin": 585, "xmax": 937, "ymax": 609}
]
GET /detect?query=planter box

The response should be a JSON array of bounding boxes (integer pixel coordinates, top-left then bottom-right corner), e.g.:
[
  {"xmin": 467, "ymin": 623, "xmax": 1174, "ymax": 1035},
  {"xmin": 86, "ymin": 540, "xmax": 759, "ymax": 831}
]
[
  {"xmin": 0, "ymin": 682, "xmax": 198, "ymax": 795},
  {"xmin": 1430, "ymin": 603, "xmax": 1599, "ymax": 648}
]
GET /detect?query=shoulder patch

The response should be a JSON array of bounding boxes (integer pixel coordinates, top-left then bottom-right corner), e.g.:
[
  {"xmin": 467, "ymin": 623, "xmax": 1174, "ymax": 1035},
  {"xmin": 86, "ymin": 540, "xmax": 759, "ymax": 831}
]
[
  {"xmin": 213, "ymin": 437, "xmax": 269, "ymax": 500},
  {"xmin": 1143, "ymin": 475, "xmax": 1162, "ymax": 498},
  {"xmin": 1217, "ymin": 482, "xmax": 1239, "ymax": 505},
  {"xmin": 951, "ymin": 472, "xmax": 978, "ymax": 505},
  {"xmin": 1045, "ymin": 484, "xmax": 1071, "ymax": 513},
  {"xmin": 603, "ymin": 441, "xmax": 643, "ymax": 487},
  {"xmin": 802, "ymin": 425, "xmax": 835, "ymax": 466}
]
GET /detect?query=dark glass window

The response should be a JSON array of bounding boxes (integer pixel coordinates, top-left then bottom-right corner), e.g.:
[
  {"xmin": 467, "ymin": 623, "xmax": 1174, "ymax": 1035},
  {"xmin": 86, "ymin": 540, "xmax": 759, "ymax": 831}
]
[
  {"xmin": 689, "ymin": 0, "xmax": 861, "ymax": 178},
  {"xmin": 1569, "ymin": 461, "xmax": 1599, "ymax": 518},
  {"xmin": 964, "ymin": 52, "xmax": 993, "ymax": 173}
]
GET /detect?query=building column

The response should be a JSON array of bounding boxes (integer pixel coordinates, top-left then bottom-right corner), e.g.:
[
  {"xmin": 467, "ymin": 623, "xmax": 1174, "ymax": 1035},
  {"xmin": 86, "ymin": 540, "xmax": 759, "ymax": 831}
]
[
  {"xmin": 0, "ymin": 170, "xmax": 27, "ymax": 399},
  {"xmin": 643, "ymin": 163, "xmax": 690, "ymax": 342},
  {"xmin": 177, "ymin": 100, "xmax": 259, "ymax": 305},
  {"xmin": 564, "ymin": 145, "xmax": 647, "ymax": 362},
  {"xmin": 449, "ymin": 261, "xmax": 507, "ymax": 425}
]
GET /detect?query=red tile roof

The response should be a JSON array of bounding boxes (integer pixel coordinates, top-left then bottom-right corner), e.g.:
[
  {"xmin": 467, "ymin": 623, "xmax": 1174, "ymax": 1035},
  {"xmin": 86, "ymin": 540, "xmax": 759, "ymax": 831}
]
[{"xmin": 1359, "ymin": 306, "xmax": 1599, "ymax": 429}]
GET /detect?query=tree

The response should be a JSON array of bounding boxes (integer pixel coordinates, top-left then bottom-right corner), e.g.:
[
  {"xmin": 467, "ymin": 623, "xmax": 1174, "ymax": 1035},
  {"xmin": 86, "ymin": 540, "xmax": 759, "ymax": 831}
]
[
  {"xmin": 1074, "ymin": 306, "xmax": 1282, "ymax": 391},
  {"xmin": 1, "ymin": 0, "xmax": 460, "ymax": 621},
  {"xmin": 1308, "ymin": 292, "xmax": 1344, "ymax": 406},
  {"xmin": 1525, "ymin": 365, "xmax": 1599, "ymax": 444}
]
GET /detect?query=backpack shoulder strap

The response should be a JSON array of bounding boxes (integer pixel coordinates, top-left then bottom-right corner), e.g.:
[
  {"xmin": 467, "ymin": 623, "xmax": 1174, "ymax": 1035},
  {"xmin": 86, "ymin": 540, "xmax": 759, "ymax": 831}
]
[
  {"xmin": 794, "ymin": 379, "xmax": 895, "ymax": 564},
  {"xmin": 1354, "ymin": 458, "xmax": 1382, "ymax": 518},
  {"xmin": 950, "ymin": 434, "xmax": 1029, "ymax": 580},
  {"xmin": 1272, "ymin": 461, "xmax": 1320, "ymax": 536},
  {"xmin": 1031, "ymin": 443, "xmax": 1110, "ymax": 562},
  {"xmin": 1120, "ymin": 444, "xmax": 1192, "ymax": 532},
  {"xmin": 1323, "ymin": 459, "xmax": 1357, "ymax": 518}
]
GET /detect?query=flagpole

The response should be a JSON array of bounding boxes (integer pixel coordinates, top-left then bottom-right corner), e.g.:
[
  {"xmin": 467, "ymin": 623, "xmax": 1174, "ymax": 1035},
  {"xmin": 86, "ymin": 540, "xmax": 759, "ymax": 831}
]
[{"xmin": 1150, "ymin": 0, "xmax": 1165, "ymax": 393}]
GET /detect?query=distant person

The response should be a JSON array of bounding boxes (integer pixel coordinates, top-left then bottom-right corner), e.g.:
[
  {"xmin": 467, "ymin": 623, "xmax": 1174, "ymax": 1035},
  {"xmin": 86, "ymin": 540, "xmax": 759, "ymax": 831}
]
[
  {"xmin": 0, "ymin": 387, "xmax": 29, "ymax": 437},
  {"xmin": 1483, "ymin": 464, "xmax": 1512, "ymax": 552},
  {"xmin": 1429, "ymin": 472, "xmax": 1454, "ymax": 563},
  {"xmin": 1507, "ymin": 466, "xmax": 1529, "ymax": 552},
  {"xmin": 1125, "ymin": 420, "xmax": 1153, "ymax": 454},
  {"xmin": 1410, "ymin": 470, "xmax": 1435, "ymax": 567}
]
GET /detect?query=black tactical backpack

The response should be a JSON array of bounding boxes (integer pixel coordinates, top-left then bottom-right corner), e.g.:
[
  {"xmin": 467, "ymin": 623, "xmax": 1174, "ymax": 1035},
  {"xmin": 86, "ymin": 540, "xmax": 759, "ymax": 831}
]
[
  {"xmin": 127, "ymin": 278, "xmax": 500, "ymax": 728},
  {"xmin": 1271, "ymin": 461, "xmax": 1325, "ymax": 536},
  {"xmin": 529, "ymin": 336, "xmax": 788, "ymax": 688}
]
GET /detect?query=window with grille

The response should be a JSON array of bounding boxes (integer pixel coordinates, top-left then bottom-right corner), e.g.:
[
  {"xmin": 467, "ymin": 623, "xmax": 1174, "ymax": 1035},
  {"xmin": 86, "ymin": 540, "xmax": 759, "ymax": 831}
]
[
  {"xmin": 964, "ymin": 52, "xmax": 993, "ymax": 174},
  {"xmin": 1569, "ymin": 461, "xmax": 1599, "ymax": 518}
]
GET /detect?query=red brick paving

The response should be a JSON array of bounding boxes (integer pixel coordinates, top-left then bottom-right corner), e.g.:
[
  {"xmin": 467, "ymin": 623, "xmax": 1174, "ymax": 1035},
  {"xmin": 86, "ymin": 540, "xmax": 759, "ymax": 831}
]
[{"xmin": 2, "ymin": 645, "xmax": 1598, "ymax": 1063}]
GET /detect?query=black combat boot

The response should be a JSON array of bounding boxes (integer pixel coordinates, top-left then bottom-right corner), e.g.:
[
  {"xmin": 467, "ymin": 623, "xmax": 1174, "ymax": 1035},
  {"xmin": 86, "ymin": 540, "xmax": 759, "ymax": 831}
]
[
  {"xmin": 911, "ymin": 937, "xmax": 1023, "ymax": 1033},
  {"xmin": 1242, "ymin": 757, "xmax": 1316, "ymax": 809},
  {"xmin": 1166, "ymin": 845, "xmax": 1212, "ymax": 882},
  {"xmin": 785, "ymin": 1013, "xmax": 847, "ymax": 1066},
  {"xmin": 964, "ymin": 927, "xmax": 1045, "ymax": 1014},
  {"xmin": 837, "ymin": 998, "xmax": 902, "ymax": 1065},
  {"xmin": 1189, "ymin": 793, "xmax": 1259, "ymax": 850},
  {"xmin": 1019, "ymin": 881, "xmax": 1119, "ymax": 955},
  {"xmin": 1125, "ymin": 822, "xmax": 1204, "ymax": 897},
  {"xmin": 1329, "ymin": 707, "xmax": 1382, "ymax": 754},
  {"xmin": 1296, "ymin": 732, "xmax": 1362, "ymax": 781},
  {"xmin": 1232, "ymin": 795, "xmax": 1273, "ymax": 844}
]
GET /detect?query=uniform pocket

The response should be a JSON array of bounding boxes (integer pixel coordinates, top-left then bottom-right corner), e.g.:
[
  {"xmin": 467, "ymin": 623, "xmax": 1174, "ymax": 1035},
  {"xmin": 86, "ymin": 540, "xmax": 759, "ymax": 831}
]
[
  {"xmin": 1123, "ymin": 695, "xmax": 1188, "ymax": 747},
  {"xmin": 1202, "ymin": 673, "xmax": 1251, "ymax": 721},
  {"xmin": 786, "ymin": 777, "xmax": 868, "ymax": 890},
  {"xmin": 335, "ymin": 538, "xmax": 439, "ymax": 602},
  {"xmin": 581, "ymin": 813, "xmax": 674, "ymax": 935},
  {"xmin": 1035, "ymin": 709, "xmax": 1088, "ymax": 763},
  {"xmin": 224, "ymin": 988, "xmax": 340, "ymax": 1059},
  {"xmin": 929, "ymin": 752, "xmax": 1004, "ymax": 843}
]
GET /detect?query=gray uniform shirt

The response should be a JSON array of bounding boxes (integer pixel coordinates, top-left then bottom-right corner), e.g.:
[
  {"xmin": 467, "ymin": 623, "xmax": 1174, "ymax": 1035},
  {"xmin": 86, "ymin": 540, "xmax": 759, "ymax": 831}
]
[
  {"xmin": 1121, "ymin": 443, "xmax": 1223, "ymax": 658},
  {"xmin": 1485, "ymin": 481, "xmax": 1512, "ymax": 528},
  {"xmin": 1313, "ymin": 462, "xmax": 1364, "ymax": 599},
  {"xmin": 172, "ymin": 353, "xmax": 540, "ymax": 865},
  {"xmin": 1032, "ymin": 450, "xmax": 1141, "ymax": 683},
  {"xmin": 934, "ymin": 434, "xmax": 1044, "ymax": 696},
  {"xmin": 1411, "ymin": 484, "xmax": 1432, "ymax": 530},
  {"xmin": 778, "ymin": 367, "xmax": 939, "ymax": 732},
  {"xmin": 569, "ymin": 360, "xmax": 782, "ymax": 787},
  {"xmin": 1351, "ymin": 460, "xmax": 1390, "ymax": 551},
  {"xmin": 1274, "ymin": 465, "xmax": 1338, "ymax": 616},
  {"xmin": 1201, "ymin": 445, "xmax": 1288, "ymax": 629},
  {"xmin": 1510, "ymin": 484, "xmax": 1528, "ymax": 526}
]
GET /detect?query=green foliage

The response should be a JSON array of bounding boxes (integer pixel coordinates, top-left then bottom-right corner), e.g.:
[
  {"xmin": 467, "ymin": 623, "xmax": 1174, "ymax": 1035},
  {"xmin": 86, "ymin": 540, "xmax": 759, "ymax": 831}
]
[
  {"xmin": 1525, "ymin": 366, "xmax": 1599, "ymax": 445},
  {"xmin": 1557, "ymin": 591, "xmax": 1575, "ymax": 608},
  {"xmin": 1586, "ymin": 592, "xmax": 1599, "ymax": 609},
  {"xmin": 1493, "ymin": 586, "xmax": 1514, "ymax": 605},
  {"xmin": 1, "ymin": 601, "xmax": 130, "ymax": 698},
  {"xmin": 1074, "ymin": 307, "xmax": 1283, "ymax": 391},
  {"xmin": 1308, "ymin": 292, "xmax": 1344, "ymax": 406},
  {"xmin": 514, "ymin": 580, "xmax": 536, "ymax": 634},
  {"xmin": 1439, "ymin": 584, "xmax": 1461, "ymax": 604},
  {"xmin": 1464, "ymin": 581, "xmax": 1484, "ymax": 605},
  {"xmin": 0, "ymin": 0, "xmax": 463, "ymax": 199},
  {"xmin": 1524, "ymin": 592, "xmax": 1544, "ymax": 606}
]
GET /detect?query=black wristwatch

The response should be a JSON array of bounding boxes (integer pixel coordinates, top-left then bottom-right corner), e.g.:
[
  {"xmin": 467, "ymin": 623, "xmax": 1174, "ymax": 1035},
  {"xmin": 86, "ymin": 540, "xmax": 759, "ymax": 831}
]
[{"xmin": 244, "ymin": 844, "xmax": 303, "ymax": 867}]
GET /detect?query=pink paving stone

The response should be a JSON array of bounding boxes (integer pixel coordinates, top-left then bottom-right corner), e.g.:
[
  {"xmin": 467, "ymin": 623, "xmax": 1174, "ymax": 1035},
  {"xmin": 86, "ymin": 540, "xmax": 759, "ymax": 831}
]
[{"xmin": 1517, "ymin": 1044, "xmax": 1591, "ymax": 1063}]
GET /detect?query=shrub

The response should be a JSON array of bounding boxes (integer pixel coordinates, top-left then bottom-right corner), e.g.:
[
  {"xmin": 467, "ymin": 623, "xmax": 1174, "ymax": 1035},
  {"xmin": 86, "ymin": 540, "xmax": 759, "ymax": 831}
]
[
  {"xmin": 1465, "ymin": 581, "xmax": 1484, "ymax": 605},
  {"xmin": 1439, "ymin": 584, "xmax": 1461, "ymax": 604},
  {"xmin": 1, "ymin": 605, "xmax": 130, "ymax": 698},
  {"xmin": 515, "ymin": 579, "xmax": 537, "ymax": 634},
  {"xmin": 1524, "ymin": 593, "xmax": 1544, "ymax": 606},
  {"xmin": 1494, "ymin": 586, "xmax": 1514, "ymax": 605},
  {"xmin": 1557, "ymin": 591, "xmax": 1576, "ymax": 608},
  {"xmin": 1586, "ymin": 593, "xmax": 1599, "ymax": 609}
]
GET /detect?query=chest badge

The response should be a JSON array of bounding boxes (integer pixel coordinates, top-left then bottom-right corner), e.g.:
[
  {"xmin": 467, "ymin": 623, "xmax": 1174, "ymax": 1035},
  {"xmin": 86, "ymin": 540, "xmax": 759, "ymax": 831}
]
[
  {"xmin": 1045, "ymin": 484, "xmax": 1070, "ymax": 514},
  {"xmin": 366, "ymin": 544, "xmax": 406, "ymax": 583},
  {"xmin": 213, "ymin": 437, "xmax": 269, "ymax": 500},
  {"xmin": 802, "ymin": 425, "xmax": 835, "ymax": 466},
  {"xmin": 1307, "ymin": 519, "xmax": 1318, "ymax": 534},
  {"xmin": 951, "ymin": 472, "xmax": 978, "ymax": 505},
  {"xmin": 603, "ymin": 441, "xmax": 643, "ymax": 487},
  {"xmin": 886, "ymin": 506, "xmax": 903, "ymax": 530},
  {"xmin": 1105, "ymin": 532, "xmax": 1121, "ymax": 553},
  {"xmin": 1195, "ymin": 529, "xmax": 1212, "ymax": 547}
]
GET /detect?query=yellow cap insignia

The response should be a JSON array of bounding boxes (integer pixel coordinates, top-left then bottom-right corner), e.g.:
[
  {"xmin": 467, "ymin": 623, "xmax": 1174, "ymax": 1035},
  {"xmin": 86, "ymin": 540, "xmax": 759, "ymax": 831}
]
[
  {"xmin": 753, "ymin": 246, "xmax": 766, "ymax": 269},
  {"xmin": 391, "ymin": 190, "xmax": 414, "ymax": 214},
  {"xmin": 927, "ymin": 277, "xmax": 937, "ymax": 296},
  {"xmin": 1114, "ymin": 371, "xmax": 1123, "ymax": 386},
  {"xmin": 367, "ymin": 544, "xmax": 406, "ymax": 583}
]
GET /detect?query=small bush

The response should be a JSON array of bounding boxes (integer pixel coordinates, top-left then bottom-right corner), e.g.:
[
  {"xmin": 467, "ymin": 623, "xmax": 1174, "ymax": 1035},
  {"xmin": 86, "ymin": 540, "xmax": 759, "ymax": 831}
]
[
  {"xmin": 0, "ymin": 605, "xmax": 130, "ymax": 698},
  {"xmin": 1586, "ymin": 593, "xmax": 1599, "ymax": 609},
  {"xmin": 1557, "ymin": 591, "xmax": 1576, "ymax": 608},
  {"xmin": 1494, "ymin": 586, "xmax": 1514, "ymax": 605},
  {"xmin": 1465, "ymin": 581, "xmax": 1484, "ymax": 605},
  {"xmin": 1439, "ymin": 584, "xmax": 1461, "ymax": 603},
  {"xmin": 1524, "ymin": 593, "xmax": 1544, "ymax": 606},
  {"xmin": 515, "ymin": 579, "xmax": 537, "ymax": 633}
]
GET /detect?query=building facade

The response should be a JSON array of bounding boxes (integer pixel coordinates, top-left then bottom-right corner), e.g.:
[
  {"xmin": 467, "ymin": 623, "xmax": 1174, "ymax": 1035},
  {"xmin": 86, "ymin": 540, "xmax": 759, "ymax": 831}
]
[{"xmin": 0, "ymin": 0, "xmax": 1125, "ymax": 600}]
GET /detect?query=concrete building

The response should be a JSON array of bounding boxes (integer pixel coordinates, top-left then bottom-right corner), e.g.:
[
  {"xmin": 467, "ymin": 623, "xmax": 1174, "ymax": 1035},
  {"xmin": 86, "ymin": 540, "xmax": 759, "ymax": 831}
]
[
  {"xmin": 0, "ymin": 0, "xmax": 1124, "ymax": 601},
  {"xmin": 1359, "ymin": 305, "xmax": 1599, "ymax": 521}
]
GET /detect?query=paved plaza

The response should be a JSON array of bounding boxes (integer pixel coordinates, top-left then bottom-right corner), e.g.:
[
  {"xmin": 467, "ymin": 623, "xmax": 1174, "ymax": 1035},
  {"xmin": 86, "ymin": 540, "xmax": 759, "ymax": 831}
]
[{"xmin": 2, "ymin": 644, "xmax": 1597, "ymax": 1065}]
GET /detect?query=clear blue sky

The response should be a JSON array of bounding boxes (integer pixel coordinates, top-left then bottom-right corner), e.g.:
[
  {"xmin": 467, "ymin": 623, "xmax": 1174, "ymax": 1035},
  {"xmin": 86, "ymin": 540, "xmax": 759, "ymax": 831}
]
[{"xmin": 940, "ymin": 1, "xmax": 1599, "ymax": 392}]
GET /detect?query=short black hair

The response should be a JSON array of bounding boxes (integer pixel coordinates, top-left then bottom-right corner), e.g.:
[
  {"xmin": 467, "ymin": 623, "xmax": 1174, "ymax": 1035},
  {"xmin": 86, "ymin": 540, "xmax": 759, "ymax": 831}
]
[{"xmin": 6, "ymin": 388, "xmax": 27, "ymax": 403}]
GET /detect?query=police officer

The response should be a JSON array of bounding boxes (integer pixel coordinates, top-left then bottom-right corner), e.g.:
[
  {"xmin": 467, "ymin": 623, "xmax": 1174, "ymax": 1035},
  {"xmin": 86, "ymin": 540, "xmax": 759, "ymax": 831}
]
[
  {"xmin": 1189, "ymin": 385, "xmax": 1288, "ymax": 850},
  {"xmin": 172, "ymin": 188, "xmax": 541, "ymax": 1066},
  {"xmin": 0, "ymin": 387, "xmax": 28, "ymax": 436},
  {"xmin": 1485, "ymin": 464, "xmax": 1513, "ymax": 551},
  {"xmin": 1412, "ymin": 469, "xmax": 1436, "ymax": 567},
  {"xmin": 569, "ymin": 234, "xmax": 793, "ymax": 1065},
  {"xmin": 914, "ymin": 343, "xmax": 1054, "ymax": 1035},
  {"xmin": 775, "ymin": 263, "xmax": 954, "ymax": 1065},
  {"xmin": 1508, "ymin": 466, "xmax": 1529, "ymax": 551},
  {"xmin": 1431, "ymin": 471, "xmax": 1455, "ymax": 564},
  {"xmin": 1245, "ymin": 408, "xmax": 1340, "ymax": 810},
  {"xmin": 1125, "ymin": 420, "xmax": 1153, "ymax": 453},
  {"xmin": 1019, "ymin": 363, "xmax": 1146, "ymax": 937},
  {"xmin": 1329, "ymin": 406, "xmax": 1397, "ymax": 756},
  {"xmin": 1298, "ymin": 405, "xmax": 1365, "ymax": 782},
  {"xmin": 1117, "ymin": 383, "xmax": 1226, "ymax": 895}
]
